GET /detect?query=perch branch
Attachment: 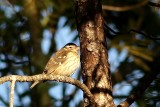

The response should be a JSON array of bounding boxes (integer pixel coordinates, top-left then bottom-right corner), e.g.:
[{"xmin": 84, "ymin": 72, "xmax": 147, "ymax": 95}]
[{"xmin": 0, "ymin": 74, "xmax": 94, "ymax": 103}]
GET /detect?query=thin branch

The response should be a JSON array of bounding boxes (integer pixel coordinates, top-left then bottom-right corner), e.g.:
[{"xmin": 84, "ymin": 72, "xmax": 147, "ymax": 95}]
[
  {"xmin": 10, "ymin": 78, "xmax": 16, "ymax": 107},
  {"xmin": 104, "ymin": 22, "xmax": 160, "ymax": 40},
  {"xmin": 1, "ymin": 52, "xmax": 29, "ymax": 65},
  {"xmin": 0, "ymin": 74, "xmax": 94, "ymax": 103},
  {"xmin": 148, "ymin": 1, "xmax": 160, "ymax": 7},
  {"xmin": 102, "ymin": 0, "xmax": 149, "ymax": 12}
]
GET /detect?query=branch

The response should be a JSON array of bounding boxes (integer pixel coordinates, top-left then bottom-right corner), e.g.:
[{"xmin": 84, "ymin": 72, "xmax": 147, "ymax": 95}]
[
  {"xmin": 102, "ymin": 0, "xmax": 149, "ymax": 12},
  {"xmin": 0, "ymin": 74, "xmax": 94, "ymax": 103},
  {"xmin": 10, "ymin": 78, "xmax": 16, "ymax": 107},
  {"xmin": 118, "ymin": 71, "xmax": 159, "ymax": 107},
  {"xmin": 118, "ymin": 55, "xmax": 160, "ymax": 106}
]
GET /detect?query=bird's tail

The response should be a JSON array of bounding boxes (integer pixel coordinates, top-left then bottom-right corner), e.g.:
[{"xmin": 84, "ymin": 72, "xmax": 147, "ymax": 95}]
[{"xmin": 30, "ymin": 81, "xmax": 39, "ymax": 89}]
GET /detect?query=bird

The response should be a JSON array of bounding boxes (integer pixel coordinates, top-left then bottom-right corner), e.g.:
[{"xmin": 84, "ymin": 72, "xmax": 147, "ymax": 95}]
[{"xmin": 30, "ymin": 43, "xmax": 80, "ymax": 89}]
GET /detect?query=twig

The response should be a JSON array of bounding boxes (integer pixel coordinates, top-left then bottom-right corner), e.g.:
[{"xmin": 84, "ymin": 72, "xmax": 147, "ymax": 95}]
[
  {"xmin": 148, "ymin": 1, "xmax": 160, "ymax": 7},
  {"xmin": 0, "ymin": 74, "xmax": 94, "ymax": 103},
  {"xmin": 104, "ymin": 22, "xmax": 160, "ymax": 40},
  {"xmin": 1, "ymin": 52, "xmax": 29, "ymax": 65},
  {"xmin": 102, "ymin": 0, "xmax": 149, "ymax": 12},
  {"xmin": 102, "ymin": 1, "xmax": 160, "ymax": 12},
  {"xmin": 9, "ymin": 76, "xmax": 16, "ymax": 107}
]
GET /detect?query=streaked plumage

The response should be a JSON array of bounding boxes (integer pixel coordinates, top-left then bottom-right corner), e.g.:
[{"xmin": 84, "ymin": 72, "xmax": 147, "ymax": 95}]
[{"xmin": 30, "ymin": 43, "xmax": 80, "ymax": 89}]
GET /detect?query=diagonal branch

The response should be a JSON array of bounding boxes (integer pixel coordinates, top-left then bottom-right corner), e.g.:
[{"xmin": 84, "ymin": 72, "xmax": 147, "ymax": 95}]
[
  {"xmin": 118, "ymin": 70, "xmax": 159, "ymax": 107},
  {"xmin": 0, "ymin": 74, "xmax": 94, "ymax": 103}
]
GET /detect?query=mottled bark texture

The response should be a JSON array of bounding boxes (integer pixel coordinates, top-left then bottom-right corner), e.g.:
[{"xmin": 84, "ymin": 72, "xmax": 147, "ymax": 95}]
[{"xmin": 75, "ymin": 0, "xmax": 115, "ymax": 106}]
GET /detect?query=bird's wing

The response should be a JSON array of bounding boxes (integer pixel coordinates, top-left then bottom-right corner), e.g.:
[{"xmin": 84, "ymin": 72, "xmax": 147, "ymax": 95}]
[{"xmin": 43, "ymin": 51, "xmax": 68, "ymax": 74}]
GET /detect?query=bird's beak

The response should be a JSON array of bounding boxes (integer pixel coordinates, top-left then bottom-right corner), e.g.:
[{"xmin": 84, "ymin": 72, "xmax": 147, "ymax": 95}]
[{"xmin": 76, "ymin": 46, "xmax": 80, "ymax": 51}]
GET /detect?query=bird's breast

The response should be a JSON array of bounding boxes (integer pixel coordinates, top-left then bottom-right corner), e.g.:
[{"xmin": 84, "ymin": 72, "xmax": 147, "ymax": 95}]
[
  {"xmin": 50, "ymin": 52, "xmax": 80, "ymax": 76},
  {"xmin": 63, "ymin": 52, "xmax": 80, "ymax": 76}
]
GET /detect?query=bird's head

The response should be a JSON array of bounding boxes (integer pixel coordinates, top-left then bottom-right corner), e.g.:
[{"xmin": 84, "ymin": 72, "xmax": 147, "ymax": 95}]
[{"xmin": 63, "ymin": 43, "xmax": 80, "ymax": 52}]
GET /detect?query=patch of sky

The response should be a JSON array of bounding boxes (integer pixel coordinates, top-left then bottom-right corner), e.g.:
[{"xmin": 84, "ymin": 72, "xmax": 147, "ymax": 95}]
[
  {"xmin": 16, "ymin": 69, "xmax": 25, "ymax": 76},
  {"xmin": 20, "ymin": 32, "xmax": 30, "ymax": 41},
  {"xmin": 41, "ymin": 10, "xmax": 48, "ymax": 17},
  {"xmin": 70, "ymin": 89, "xmax": 83, "ymax": 107},
  {"xmin": 0, "ymin": 82, "xmax": 10, "ymax": 106},
  {"xmin": 107, "ymin": 23, "xmax": 119, "ymax": 35},
  {"xmin": 135, "ymin": 33, "xmax": 145, "ymax": 40},
  {"xmin": 126, "ymin": 70, "xmax": 144, "ymax": 86},
  {"xmin": 0, "ymin": 5, "xmax": 14, "ymax": 18},
  {"xmin": 21, "ymin": 96, "xmax": 30, "ymax": 107},
  {"xmin": 0, "ymin": 23, "xmax": 7, "ymax": 30},
  {"xmin": 55, "ymin": 16, "xmax": 79, "ymax": 50},
  {"xmin": 132, "ymin": 70, "xmax": 144, "ymax": 79},
  {"xmin": 156, "ymin": 102, "xmax": 160, "ymax": 107},
  {"xmin": 108, "ymin": 48, "xmax": 128, "ymax": 72},
  {"xmin": 15, "ymin": 82, "xmax": 30, "ymax": 106},
  {"xmin": 0, "ymin": 54, "xmax": 8, "ymax": 70},
  {"xmin": 41, "ymin": 30, "xmax": 52, "ymax": 54},
  {"xmin": 0, "ymin": 61, "xmax": 7, "ymax": 70},
  {"xmin": 0, "ymin": 1, "xmax": 22, "ymax": 19},
  {"xmin": 119, "ymin": 49, "xmax": 128, "ymax": 62},
  {"xmin": 113, "ymin": 81, "xmax": 132, "ymax": 96},
  {"xmin": 108, "ymin": 48, "xmax": 119, "ymax": 72}
]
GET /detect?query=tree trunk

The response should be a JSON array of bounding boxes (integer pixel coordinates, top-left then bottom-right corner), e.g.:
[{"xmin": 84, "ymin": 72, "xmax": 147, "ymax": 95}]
[{"xmin": 75, "ymin": 0, "xmax": 115, "ymax": 106}]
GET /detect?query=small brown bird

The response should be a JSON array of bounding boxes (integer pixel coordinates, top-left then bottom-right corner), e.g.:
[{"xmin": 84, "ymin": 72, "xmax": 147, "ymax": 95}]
[{"xmin": 30, "ymin": 43, "xmax": 80, "ymax": 89}]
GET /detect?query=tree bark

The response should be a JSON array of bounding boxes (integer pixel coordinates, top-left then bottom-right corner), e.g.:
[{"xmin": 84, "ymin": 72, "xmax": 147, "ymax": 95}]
[{"xmin": 75, "ymin": 0, "xmax": 115, "ymax": 106}]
